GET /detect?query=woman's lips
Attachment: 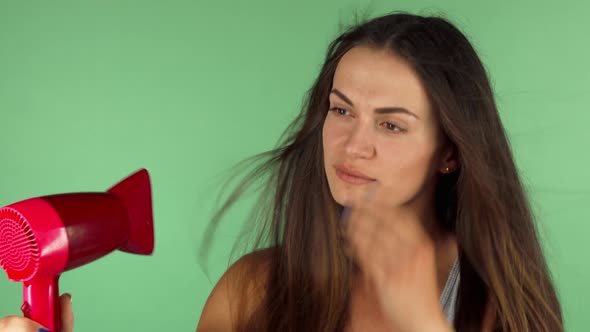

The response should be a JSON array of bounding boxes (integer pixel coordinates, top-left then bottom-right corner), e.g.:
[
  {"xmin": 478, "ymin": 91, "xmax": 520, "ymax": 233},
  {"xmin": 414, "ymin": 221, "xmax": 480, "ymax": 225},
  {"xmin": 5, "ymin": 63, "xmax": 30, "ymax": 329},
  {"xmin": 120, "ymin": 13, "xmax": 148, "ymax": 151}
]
[{"xmin": 334, "ymin": 165, "xmax": 376, "ymax": 185}]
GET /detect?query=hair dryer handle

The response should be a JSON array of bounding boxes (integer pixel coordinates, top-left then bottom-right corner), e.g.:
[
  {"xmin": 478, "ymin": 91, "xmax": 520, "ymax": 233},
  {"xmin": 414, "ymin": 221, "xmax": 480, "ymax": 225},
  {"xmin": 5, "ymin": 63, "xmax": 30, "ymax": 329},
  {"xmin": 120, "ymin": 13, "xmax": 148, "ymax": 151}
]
[{"xmin": 22, "ymin": 275, "xmax": 61, "ymax": 332}]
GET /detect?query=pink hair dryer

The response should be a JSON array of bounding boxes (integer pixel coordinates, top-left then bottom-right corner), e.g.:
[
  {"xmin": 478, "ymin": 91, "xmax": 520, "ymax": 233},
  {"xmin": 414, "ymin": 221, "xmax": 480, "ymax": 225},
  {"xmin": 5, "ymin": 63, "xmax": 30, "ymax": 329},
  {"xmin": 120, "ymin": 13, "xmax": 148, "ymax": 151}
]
[{"xmin": 0, "ymin": 169, "xmax": 154, "ymax": 332}]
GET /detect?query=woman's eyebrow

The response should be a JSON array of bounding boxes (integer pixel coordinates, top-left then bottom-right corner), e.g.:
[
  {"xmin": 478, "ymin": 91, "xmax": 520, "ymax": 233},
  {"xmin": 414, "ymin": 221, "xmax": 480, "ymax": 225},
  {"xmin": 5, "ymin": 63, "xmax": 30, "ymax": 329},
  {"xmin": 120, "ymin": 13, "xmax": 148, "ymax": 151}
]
[
  {"xmin": 330, "ymin": 89, "xmax": 354, "ymax": 106},
  {"xmin": 330, "ymin": 88, "xmax": 420, "ymax": 119},
  {"xmin": 375, "ymin": 107, "xmax": 420, "ymax": 119}
]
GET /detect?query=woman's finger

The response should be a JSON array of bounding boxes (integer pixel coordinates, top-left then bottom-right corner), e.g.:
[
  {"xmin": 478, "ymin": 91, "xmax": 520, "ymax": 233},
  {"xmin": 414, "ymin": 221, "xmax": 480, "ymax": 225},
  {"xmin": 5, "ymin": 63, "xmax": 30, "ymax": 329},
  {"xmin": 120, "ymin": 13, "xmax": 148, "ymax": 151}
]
[
  {"xmin": 0, "ymin": 315, "xmax": 44, "ymax": 332},
  {"xmin": 60, "ymin": 293, "xmax": 74, "ymax": 332}
]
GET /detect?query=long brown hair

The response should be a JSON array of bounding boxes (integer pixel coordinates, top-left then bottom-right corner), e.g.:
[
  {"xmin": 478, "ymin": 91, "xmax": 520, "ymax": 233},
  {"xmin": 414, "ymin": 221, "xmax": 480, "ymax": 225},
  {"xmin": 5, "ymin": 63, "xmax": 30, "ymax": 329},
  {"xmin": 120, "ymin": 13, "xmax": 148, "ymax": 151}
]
[{"xmin": 201, "ymin": 12, "xmax": 563, "ymax": 332}]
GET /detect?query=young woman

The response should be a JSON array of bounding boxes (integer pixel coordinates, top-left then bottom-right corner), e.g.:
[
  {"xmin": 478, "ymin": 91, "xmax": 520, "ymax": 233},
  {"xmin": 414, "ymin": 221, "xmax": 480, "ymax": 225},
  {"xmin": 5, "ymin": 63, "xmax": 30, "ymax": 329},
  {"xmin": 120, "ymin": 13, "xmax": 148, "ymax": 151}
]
[
  {"xmin": 195, "ymin": 12, "xmax": 563, "ymax": 332},
  {"xmin": 0, "ymin": 12, "xmax": 563, "ymax": 332}
]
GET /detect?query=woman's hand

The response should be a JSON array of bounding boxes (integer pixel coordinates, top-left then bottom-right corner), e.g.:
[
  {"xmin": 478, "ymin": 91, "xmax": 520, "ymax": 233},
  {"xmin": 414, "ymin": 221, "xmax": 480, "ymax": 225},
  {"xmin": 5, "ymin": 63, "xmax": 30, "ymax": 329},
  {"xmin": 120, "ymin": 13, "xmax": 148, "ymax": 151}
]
[
  {"xmin": 0, "ymin": 293, "xmax": 74, "ymax": 332},
  {"xmin": 344, "ymin": 184, "xmax": 454, "ymax": 332}
]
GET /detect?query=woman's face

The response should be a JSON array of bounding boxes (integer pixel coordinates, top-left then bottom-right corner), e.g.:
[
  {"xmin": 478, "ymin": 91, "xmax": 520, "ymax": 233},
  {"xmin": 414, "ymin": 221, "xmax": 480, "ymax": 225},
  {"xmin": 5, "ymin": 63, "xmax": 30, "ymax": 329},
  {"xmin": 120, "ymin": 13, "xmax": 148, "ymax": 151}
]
[{"xmin": 322, "ymin": 46, "xmax": 453, "ymax": 210}]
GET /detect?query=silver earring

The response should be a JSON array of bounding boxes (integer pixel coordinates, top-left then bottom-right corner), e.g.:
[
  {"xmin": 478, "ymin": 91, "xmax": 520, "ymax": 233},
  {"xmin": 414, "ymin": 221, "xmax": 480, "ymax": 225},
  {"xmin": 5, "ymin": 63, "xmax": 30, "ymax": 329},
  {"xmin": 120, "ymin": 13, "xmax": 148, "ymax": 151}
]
[{"xmin": 444, "ymin": 167, "xmax": 450, "ymax": 173}]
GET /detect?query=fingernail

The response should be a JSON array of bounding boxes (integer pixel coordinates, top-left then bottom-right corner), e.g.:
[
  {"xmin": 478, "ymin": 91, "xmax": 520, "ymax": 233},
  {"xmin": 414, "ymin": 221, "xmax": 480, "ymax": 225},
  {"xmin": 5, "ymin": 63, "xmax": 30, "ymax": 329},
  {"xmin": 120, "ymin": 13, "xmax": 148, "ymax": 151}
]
[{"xmin": 38, "ymin": 328, "xmax": 51, "ymax": 332}]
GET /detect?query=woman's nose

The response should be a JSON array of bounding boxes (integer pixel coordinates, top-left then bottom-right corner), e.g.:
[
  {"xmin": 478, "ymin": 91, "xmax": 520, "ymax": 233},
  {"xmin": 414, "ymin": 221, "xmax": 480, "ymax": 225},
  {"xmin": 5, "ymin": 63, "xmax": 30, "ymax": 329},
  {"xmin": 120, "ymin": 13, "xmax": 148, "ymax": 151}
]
[{"xmin": 344, "ymin": 124, "xmax": 376, "ymax": 159}]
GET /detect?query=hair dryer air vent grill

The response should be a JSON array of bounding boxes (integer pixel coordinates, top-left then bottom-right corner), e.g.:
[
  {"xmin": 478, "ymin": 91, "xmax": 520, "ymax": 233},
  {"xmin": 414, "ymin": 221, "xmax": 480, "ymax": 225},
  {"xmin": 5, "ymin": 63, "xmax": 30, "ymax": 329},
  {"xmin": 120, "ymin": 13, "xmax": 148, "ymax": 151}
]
[{"xmin": 0, "ymin": 207, "xmax": 40, "ymax": 281}]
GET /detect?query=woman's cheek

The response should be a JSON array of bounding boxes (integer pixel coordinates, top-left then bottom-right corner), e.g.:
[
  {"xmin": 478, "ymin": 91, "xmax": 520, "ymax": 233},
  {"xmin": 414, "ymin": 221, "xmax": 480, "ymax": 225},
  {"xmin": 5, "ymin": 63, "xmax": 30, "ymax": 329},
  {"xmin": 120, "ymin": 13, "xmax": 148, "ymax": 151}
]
[{"xmin": 379, "ymin": 151, "xmax": 433, "ymax": 203}]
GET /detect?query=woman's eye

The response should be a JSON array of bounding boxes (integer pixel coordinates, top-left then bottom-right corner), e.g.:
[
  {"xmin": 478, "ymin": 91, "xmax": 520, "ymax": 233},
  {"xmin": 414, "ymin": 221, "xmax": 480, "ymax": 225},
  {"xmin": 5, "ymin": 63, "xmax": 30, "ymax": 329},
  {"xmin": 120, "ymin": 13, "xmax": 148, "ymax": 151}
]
[
  {"xmin": 329, "ymin": 107, "xmax": 349, "ymax": 116},
  {"xmin": 382, "ymin": 122, "xmax": 404, "ymax": 133}
]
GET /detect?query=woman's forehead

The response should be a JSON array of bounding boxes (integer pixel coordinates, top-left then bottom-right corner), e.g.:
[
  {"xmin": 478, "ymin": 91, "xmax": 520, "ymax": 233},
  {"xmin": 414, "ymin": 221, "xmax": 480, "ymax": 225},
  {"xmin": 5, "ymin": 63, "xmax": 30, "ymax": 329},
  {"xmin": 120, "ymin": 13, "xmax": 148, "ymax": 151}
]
[{"xmin": 332, "ymin": 46, "xmax": 432, "ymax": 118}]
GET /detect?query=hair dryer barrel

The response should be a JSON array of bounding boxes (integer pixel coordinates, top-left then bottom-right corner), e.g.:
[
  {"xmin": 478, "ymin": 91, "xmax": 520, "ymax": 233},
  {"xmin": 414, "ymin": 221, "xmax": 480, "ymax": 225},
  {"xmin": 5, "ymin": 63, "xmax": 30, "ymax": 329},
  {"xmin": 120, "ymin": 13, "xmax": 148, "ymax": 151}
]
[
  {"xmin": 0, "ymin": 168, "xmax": 154, "ymax": 282},
  {"xmin": 0, "ymin": 193, "xmax": 130, "ymax": 281},
  {"xmin": 38, "ymin": 193, "xmax": 133, "ymax": 271}
]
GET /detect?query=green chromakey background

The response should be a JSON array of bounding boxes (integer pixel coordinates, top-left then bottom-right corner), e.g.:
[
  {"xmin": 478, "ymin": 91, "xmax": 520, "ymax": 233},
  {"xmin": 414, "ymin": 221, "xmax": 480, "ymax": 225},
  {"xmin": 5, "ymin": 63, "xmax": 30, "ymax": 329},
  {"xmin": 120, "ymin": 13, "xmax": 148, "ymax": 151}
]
[{"xmin": 0, "ymin": 1, "xmax": 588, "ymax": 331}]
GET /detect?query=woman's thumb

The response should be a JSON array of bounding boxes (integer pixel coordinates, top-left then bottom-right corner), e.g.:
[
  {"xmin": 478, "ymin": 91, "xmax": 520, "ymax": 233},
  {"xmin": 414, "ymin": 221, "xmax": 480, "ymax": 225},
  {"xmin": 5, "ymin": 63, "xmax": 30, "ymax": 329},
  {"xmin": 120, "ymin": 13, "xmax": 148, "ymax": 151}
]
[{"xmin": 59, "ymin": 294, "xmax": 74, "ymax": 332}]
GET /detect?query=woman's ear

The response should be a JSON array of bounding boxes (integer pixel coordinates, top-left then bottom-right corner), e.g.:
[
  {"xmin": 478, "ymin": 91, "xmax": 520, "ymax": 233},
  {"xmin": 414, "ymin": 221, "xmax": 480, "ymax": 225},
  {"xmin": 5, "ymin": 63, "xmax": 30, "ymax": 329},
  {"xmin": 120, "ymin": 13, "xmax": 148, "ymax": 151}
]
[{"xmin": 439, "ymin": 143, "xmax": 459, "ymax": 174}]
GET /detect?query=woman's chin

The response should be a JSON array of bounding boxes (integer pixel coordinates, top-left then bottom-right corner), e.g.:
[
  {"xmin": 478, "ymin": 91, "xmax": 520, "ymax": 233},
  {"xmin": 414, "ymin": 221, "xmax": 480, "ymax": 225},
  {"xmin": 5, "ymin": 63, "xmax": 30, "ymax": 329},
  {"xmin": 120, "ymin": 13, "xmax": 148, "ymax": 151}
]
[{"xmin": 331, "ymin": 190, "xmax": 358, "ymax": 207}]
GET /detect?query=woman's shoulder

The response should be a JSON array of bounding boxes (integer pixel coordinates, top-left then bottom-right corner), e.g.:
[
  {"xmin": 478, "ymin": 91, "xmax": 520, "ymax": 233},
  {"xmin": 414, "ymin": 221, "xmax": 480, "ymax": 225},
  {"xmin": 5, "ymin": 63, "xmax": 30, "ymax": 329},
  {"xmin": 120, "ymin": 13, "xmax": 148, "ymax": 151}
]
[
  {"xmin": 234, "ymin": 247, "xmax": 275, "ymax": 273},
  {"xmin": 226, "ymin": 247, "xmax": 275, "ymax": 291},
  {"xmin": 196, "ymin": 248, "xmax": 274, "ymax": 332}
]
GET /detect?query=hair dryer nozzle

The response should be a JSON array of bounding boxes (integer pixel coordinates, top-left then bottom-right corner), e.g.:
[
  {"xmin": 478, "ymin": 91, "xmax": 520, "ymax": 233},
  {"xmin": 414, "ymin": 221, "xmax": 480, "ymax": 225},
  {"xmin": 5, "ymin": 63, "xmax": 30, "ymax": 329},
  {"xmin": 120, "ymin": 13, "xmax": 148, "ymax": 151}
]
[{"xmin": 108, "ymin": 168, "xmax": 154, "ymax": 255}]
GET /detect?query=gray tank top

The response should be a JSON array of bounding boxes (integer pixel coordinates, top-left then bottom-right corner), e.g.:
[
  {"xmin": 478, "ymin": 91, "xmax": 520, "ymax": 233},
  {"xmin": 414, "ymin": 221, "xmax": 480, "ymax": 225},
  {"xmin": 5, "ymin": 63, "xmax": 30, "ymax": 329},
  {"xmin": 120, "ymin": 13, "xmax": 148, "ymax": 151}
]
[{"xmin": 439, "ymin": 258, "xmax": 460, "ymax": 322}]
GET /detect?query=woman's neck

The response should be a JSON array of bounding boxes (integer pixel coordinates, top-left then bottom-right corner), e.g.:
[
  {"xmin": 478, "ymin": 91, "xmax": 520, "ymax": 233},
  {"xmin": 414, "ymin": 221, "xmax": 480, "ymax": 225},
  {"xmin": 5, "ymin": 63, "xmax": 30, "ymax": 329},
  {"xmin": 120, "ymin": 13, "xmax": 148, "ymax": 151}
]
[{"xmin": 350, "ymin": 228, "xmax": 458, "ymax": 296}]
